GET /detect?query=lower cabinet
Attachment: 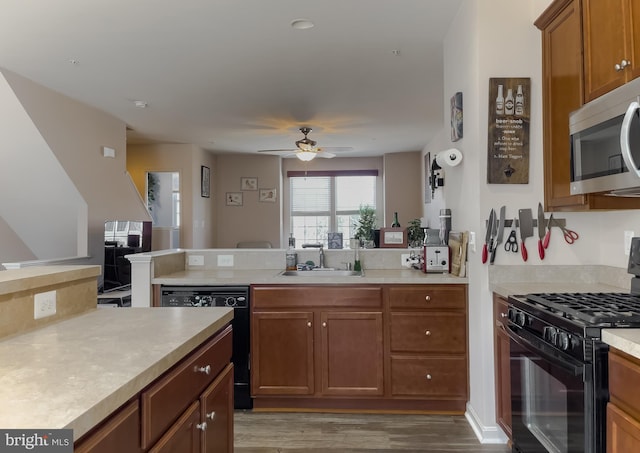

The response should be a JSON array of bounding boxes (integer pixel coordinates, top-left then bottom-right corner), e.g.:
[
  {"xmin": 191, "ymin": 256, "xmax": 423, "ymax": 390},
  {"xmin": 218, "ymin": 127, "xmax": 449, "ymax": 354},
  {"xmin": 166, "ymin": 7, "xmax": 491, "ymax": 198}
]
[
  {"xmin": 74, "ymin": 325, "xmax": 233, "ymax": 453},
  {"xmin": 251, "ymin": 286, "xmax": 384, "ymax": 399},
  {"xmin": 607, "ymin": 348, "xmax": 640, "ymax": 452},
  {"xmin": 251, "ymin": 284, "xmax": 468, "ymax": 412},
  {"xmin": 493, "ymin": 293, "xmax": 512, "ymax": 439}
]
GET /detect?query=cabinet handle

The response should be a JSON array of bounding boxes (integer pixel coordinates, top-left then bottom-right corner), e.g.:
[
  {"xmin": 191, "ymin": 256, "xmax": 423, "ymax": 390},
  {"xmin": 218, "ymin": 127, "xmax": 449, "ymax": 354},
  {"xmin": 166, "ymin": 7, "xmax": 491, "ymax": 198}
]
[
  {"xmin": 615, "ymin": 59, "xmax": 631, "ymax": 71},
  {"xmin": 425, "ymin": 374, "xmax": 432, "ymax": 380},
  {"xmin": 307, "ymin": 321, "xmax": 312, "ymax": 328},
  {"xmin": 196, "ymin": 422, "xmax": 207, "ymax": 431},
  {"xmin": 322, "ymin": 322, "xmax": 327, "ymax": 328},
  {"xmin": 425, "ymin": 330, "xmax": 431, "ymax": 336},
  {"xmin": 195, "ymin": 365, "xmax": 211, "ymax": 375},
  {"xmin": 425, "ymin": 295, "xmax": 431, "ymax": 302},
  {"xmin": 206, "ymin": 411, "xmax": 216, "ymax": 421}
]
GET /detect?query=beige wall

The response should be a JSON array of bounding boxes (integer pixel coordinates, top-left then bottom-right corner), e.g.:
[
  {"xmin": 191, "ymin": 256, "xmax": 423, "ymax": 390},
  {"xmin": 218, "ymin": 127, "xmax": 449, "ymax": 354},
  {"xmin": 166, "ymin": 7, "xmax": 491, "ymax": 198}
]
[
  {"xmin": 215, "ymin": 154, "xmax": 282, "ymax": 248},
  {"xmin": 127, "ymin": 143, "xmax": 217, "ymax": 249},
  {"xmin": 0, "ymin": 69, "xmax": 149, "ymax": 273},
  {"xmin": 382, "ymin": 152, "xmax": 423, "ymax": 228}
]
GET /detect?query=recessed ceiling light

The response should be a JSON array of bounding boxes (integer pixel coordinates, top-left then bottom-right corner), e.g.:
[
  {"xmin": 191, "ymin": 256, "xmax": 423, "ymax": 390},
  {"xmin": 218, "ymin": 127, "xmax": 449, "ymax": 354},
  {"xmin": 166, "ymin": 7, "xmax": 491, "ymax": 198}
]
[{"xmin": 291, "ymin": 19, "xmax": 314, "ymax": 30}]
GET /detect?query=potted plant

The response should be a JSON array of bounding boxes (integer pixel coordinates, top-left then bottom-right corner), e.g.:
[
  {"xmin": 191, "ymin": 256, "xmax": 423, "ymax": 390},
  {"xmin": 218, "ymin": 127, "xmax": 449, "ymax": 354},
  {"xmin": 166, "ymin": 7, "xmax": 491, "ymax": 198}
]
[
  {"xmin": 407, "ymin": 218, "xmax": 425, "ymax": 248},
  {"xmin": 353, "ymin": 205, "xmax": 377, "ymax": 248}
]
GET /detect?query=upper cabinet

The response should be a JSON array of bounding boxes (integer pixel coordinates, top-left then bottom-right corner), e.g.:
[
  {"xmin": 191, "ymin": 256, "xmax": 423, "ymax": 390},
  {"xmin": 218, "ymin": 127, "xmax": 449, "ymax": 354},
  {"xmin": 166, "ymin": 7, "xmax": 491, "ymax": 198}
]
[
  {"xmin": 583, "ymin": 0, "xmax": 640, "ymax": 102},
  {"xmin": 536, "ymin": 0, "xmax": 640, "ymax": 211}
]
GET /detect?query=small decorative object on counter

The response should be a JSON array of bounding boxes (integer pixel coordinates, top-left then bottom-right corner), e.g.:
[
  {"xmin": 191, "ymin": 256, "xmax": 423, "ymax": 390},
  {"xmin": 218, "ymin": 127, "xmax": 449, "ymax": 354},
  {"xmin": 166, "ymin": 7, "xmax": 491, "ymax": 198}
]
[
  {"xmin": 286, "ymin": 237, "xmax": 297, "ymax": 270},
  {"xmin": 288, "ymin": 233, "xmax": 295, "ymax": 248},
  {"xmin": 353, "ymin": 242, "xmax": 362, "ymax": 271},
  {"xmin": 391, "ymin": 212, "xmax": 400, "ymax": 227}
]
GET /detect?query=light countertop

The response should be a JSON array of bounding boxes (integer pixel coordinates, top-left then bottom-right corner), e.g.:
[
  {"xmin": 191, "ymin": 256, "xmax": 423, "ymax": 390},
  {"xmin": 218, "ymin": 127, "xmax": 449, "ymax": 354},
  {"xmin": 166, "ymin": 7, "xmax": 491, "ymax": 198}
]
[
  {"xmin": 152, "ymin": 268, "xmax": 467, "ymax": 285},
  {"xmin": 490, "ymin": 282, "xmax": 626, "ymax": 299},
  {"xmin": 603, "ymin": 329, "xmax": 640, "ymax": 360},
  {"xmin": 0, "ymin": 307, "xmax": 233, "ymax": 440}
]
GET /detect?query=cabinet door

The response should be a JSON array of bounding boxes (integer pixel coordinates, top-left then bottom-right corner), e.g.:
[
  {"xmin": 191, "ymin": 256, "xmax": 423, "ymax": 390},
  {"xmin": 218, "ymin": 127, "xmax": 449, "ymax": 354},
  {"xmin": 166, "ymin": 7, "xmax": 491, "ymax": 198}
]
[
  {"xmin": 319, "ymin": 311, "xmax": 384, "ymax": 396},
  {"xmin": 607, "ymin": 403, "xmax": 640, "ymax": 452},
  {"xmin": 148, "ymin": 401, "xmax": 201, "ymax": 453},
  {"xmin": 583, "ymin": 0, "xmax": 629, "ymax": 101},
  {"xmin": 493, "ymin": 294, "xmax": 512, "ymax": 438},
  {"xmin": 251, "ymin": 311, "xmax": 314, "ymax": 395},
  {"xmin": 74, "ymin": 400, "xmax": 142, "ymax": 453},
  {"xmin": 201, "ymin": 364, "xmax": 234, "ymax": 453}
]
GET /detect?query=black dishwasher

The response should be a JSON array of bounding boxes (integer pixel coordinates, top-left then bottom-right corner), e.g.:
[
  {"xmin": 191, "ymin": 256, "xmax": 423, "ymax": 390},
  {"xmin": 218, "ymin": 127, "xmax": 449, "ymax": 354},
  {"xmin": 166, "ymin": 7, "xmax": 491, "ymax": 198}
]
[{"xmin": 160, "ymin": 285, "xmax": 252, "ymax": 409}]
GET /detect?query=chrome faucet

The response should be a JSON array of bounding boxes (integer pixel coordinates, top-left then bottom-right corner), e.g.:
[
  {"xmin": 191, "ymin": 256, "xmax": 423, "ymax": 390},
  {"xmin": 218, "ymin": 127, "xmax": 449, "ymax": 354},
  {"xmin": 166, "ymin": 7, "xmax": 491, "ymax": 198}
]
[{"xmin": 302, "ymin": 243, "xmax": 324, "ymax": 268}]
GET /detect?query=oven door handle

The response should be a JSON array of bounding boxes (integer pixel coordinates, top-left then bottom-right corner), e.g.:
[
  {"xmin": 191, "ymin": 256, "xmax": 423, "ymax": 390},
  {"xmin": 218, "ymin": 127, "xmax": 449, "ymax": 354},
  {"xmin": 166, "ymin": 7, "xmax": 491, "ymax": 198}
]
[{"xmin": 506, "ymin": 325, "xmax": 584, "ymax": 377}]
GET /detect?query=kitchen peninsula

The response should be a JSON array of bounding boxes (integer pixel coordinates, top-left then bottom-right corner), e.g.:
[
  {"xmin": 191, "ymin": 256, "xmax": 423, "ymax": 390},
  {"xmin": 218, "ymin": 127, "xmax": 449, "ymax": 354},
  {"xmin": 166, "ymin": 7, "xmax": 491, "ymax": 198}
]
[{"xmin": 0, "ymin": 266, "xmax": 234, "ymax": 451}]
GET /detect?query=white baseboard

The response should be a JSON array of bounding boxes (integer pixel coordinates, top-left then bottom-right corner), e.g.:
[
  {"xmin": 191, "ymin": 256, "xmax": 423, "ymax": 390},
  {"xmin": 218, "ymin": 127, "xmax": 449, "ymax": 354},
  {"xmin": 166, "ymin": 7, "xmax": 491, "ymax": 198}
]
[{"xmin": 465, "ymin": 402, "xmax": 509, "ymax": 444}]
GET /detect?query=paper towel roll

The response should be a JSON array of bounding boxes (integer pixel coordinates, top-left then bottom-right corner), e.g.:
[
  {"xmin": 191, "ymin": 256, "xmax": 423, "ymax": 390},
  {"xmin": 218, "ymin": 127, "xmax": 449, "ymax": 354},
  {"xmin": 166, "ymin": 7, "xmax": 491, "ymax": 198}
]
[{"xmin": 435, "ymin": 148, "xmax": 463, "ymax": 167}]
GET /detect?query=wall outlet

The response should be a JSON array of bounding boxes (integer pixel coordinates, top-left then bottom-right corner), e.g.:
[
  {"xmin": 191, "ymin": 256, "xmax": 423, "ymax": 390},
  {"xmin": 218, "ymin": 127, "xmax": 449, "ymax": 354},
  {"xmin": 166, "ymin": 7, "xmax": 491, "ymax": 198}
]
[
  {"xmin": 217, "ymin": 255, "xmax": 234, "ymax": 267},
  {"xmin": 625, "ymin": 231, "xmax": 635, "ymax": 255},
  {"xmin": 188, "ymin": 255, "xmax": 204, "ymax": 266},
  {"xmin": 34, "ymin": 290, "xmax": 57, "ymax": 319}
]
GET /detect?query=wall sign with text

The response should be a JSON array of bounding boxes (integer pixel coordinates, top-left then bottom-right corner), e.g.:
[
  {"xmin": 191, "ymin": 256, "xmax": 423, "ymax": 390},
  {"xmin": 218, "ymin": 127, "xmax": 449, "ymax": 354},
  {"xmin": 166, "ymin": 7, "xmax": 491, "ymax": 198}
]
[{"xmin": 487, "ymin": 77, "xmax": 530, "ymax": 184}]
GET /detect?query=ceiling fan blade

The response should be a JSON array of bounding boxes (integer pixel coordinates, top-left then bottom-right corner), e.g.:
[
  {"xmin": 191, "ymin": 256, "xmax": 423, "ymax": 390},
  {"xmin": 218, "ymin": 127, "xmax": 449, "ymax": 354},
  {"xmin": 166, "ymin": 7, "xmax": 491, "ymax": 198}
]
[
  {"xmin": 317, "ymin": 147, "xmax": 354, "ymax": 153},
  {"xmin": 317, "ymin": 152, "xmax": 336, "ymax": 158},
  {"xmin": 257, "ymin": 149, "xmax": 296, "ymax": 154}
]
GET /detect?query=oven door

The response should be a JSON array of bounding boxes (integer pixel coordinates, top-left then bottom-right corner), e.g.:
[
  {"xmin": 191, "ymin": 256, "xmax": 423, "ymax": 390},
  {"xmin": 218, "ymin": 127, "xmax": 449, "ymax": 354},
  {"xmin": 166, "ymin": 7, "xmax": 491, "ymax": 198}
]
[{"xmin": 507, "ymin": 324, "xmax": 590, "ymax": 453}]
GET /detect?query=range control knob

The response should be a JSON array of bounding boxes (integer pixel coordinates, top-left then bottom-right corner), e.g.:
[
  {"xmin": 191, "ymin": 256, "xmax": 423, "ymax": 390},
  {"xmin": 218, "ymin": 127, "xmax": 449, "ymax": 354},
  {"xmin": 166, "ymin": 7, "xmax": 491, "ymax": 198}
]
[
  {"xmin": 543, "ymin": 326, "xmax": 557, "ymax": 343},
  {"xmin": 558, "ymin": 332, "xmax": 572, "ymax": 351},
  {"xmin": 515, "ymin": 311, "xmax": 527, "ymax": 327}
]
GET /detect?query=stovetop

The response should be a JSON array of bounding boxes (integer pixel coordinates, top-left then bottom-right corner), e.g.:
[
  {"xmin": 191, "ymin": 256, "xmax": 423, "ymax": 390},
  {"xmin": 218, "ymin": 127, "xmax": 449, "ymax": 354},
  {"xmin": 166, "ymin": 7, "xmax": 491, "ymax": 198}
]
[{"xmin": 526, "ymin": 292, "xmax": 640, "ymax": 326}]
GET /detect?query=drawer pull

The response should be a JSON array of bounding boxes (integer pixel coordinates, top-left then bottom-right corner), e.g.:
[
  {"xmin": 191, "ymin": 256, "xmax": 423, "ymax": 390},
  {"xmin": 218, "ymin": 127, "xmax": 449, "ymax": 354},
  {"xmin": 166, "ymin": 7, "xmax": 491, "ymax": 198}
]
[
  {"xmin": 307, "ymin": 321, "xmax": 312, "ymax": 328},
  {"xmin": 206, "ymin": 411, "xmax": 216, "ymax": 421},
  {"xmin": 500, "ymin": 312, "xmax": 508, "ymax": 318},
  {"xmin": 425, "ymin": 295, "xmax": 431, "ymax": 302},
  {"xmin": 195, "ymin": 365, "xmax": 211, "ymax": 375},
  {"xmin": 425, "ymin": 374, "xmax": 432, "ymax": 380},
  {"xmin": 322, "ymin": 322, "xmax": 327, "ymax": 328},
  {"xmin": 196, "ymin": 422, "xmax": 207, "ymax": 431},
  {"xmin": 425, "ymin": 330, "xmax": 431, "ymax": 336}
]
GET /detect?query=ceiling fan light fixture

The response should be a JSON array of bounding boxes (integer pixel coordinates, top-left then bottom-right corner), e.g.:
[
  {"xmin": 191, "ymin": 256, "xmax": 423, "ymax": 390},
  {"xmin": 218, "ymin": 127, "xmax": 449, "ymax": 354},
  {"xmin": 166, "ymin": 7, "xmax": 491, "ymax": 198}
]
[{"xmin": 296, "ymin": 150, "xmax": 317, "ymax": 162}]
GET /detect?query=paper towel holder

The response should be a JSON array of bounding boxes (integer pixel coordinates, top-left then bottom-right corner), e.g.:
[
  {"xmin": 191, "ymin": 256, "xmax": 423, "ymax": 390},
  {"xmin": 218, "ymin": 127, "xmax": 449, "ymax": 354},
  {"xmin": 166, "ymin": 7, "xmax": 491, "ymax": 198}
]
[{"xmin": 430, "ymin": 148, "xmax": 463, "ymax": 194}]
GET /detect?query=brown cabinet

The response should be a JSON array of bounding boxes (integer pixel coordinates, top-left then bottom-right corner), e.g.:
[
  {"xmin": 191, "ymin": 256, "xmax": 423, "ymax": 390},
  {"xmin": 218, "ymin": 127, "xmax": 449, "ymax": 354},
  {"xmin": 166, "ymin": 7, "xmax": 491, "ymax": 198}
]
[
  {"xmin": 535, "ymin": 0, "xmax": 640, "ymax": 211},
  {"xmin": 493, "ymin": 294, "xmax": 511, "ymax": 440},
  {"xmin": 74, "ymin": 325, "xmax": 233, "ymax": 453},
  {"xmin": 386, "ymin": 284, "xmax": 468, "ymax": 412},
  {"xmin": 607, "ymin": 347, "xmax": 640, "ymax": 452},
  {"xmin": 251, "ymin": 286, "xmax": 384, "ymax": 400},
  {"xmin": 583, "ymin": 0, "xmax": 640, "ymax": 102},
  {"xmin": 74, "ymin": 400, "xmax": 142, "ymax": 453}
]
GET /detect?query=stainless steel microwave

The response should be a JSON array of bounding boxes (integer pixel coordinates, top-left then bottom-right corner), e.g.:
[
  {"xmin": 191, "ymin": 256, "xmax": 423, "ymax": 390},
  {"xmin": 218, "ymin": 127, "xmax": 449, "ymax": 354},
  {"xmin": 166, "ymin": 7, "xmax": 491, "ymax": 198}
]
[{"xmin": 570, "ymin": 77, "xmax": 640, "ymax": 196}]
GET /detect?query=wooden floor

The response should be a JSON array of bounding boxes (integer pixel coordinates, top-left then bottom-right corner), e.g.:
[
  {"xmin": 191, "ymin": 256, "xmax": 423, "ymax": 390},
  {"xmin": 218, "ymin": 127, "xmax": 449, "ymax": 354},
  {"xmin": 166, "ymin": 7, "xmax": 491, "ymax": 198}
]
[{"xmin": 234, "ymin": 411, "xmax": 511, "ymax": 452}]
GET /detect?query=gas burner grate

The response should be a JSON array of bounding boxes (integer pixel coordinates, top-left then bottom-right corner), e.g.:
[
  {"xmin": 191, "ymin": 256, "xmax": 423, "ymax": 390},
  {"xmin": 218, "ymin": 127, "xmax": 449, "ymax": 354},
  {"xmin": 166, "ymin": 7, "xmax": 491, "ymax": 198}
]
[{"xmin": 526, "ymin": 292, "xmax": 640, "ymax": 325}]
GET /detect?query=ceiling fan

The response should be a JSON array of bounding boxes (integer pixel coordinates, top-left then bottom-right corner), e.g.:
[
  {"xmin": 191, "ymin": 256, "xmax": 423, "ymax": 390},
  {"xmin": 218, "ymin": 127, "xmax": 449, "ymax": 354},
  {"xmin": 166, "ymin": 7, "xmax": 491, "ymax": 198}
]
[{"xmin": 257, "ymin": 127, "xmax": 353, "ymax": 161}]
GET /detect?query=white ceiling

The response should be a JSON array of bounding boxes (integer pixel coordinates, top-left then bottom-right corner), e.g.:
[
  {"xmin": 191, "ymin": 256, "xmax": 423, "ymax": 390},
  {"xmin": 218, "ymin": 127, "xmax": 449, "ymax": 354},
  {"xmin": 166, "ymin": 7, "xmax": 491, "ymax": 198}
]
[{"xmin": 0, "ymin": 0, "xmax": 463, "ymax": 157}]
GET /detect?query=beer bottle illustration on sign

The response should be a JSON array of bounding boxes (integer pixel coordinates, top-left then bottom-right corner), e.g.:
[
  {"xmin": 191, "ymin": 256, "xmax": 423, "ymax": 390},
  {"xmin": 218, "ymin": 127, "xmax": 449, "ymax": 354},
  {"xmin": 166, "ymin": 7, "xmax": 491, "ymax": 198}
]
[
  {"xmin": 515, "ymin": 84, "xmax": 524, "ymax": 116},
  {"xmin": 505, "ymin": 88, "xmax": 514, "ymax": 115},
  {"xmin": 496, "ymin": 84, "xmax": 504, "ymax": 115}
]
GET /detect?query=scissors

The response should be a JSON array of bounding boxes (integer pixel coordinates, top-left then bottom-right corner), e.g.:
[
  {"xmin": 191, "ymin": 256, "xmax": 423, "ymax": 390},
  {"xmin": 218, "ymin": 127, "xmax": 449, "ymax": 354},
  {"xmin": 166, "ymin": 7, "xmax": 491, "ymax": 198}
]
[
  {"xmin": 504, "ymin": 218, "xmax": 518, "ymax": 253},
  {"xmin": 552, "ymin": 217, "xmax": 579, "ymax": 244}
]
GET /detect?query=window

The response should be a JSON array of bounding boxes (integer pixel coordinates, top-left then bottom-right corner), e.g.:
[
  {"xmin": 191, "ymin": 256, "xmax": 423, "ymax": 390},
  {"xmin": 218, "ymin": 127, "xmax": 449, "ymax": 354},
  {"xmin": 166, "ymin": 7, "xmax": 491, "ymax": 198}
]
[{"xmin": 289, "ymin": 171, "xmax": 377, "ymax": 248}]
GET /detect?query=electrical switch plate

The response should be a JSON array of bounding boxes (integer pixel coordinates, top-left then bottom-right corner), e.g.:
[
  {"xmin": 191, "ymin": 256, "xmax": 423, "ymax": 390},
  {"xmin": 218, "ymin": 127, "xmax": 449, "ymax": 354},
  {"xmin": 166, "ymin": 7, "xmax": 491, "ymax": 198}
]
[
  {"xmin": 625, "ymin": 231, "xmax": 635, "ymax": 255},
  {"xmin": 34, "ymin": 290, "xmax": 57, "ymax": 319},
  {"xmin": 469, "ymin": 231, "xmax": 476, "ymax": 253},
  {"xmin": 188, "ymin": 255, "xmax": 204, "ymax": 266},
  {"xmin": 217, "ymin": 255, "xmax": 234, "ymax": 267}
]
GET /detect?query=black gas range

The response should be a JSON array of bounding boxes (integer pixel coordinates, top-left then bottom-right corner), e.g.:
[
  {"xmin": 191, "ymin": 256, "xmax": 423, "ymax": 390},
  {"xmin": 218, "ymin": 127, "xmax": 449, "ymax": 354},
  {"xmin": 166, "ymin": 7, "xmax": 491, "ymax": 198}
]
[{"xmin": 507, "ymin": 290, "xmax": 640, "ymax": 453}]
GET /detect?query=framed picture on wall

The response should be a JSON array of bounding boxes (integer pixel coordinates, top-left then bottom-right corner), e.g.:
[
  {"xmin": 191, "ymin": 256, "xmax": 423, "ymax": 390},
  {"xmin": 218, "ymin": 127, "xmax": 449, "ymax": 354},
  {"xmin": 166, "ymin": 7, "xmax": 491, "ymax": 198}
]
[
  {"xmin": 241, "ymin": 177, "xmax": 258, "ymax": 190},
  {"xmin": 201, "ymin": 166, "xmax": 210, "ymax": 198},
  {"xmin": 259, "ymin": 188, "xmax": 276, "ymax": 202},
  {"xmin": 226, "ymin": 192, "xmax": 243, "ymax": 206}
]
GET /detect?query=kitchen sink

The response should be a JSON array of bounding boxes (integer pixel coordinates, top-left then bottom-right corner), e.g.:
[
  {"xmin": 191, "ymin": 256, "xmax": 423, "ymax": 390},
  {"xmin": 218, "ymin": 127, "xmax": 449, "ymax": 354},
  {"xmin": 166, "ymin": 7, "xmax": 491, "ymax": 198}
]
[{"xmin": 279, "ymin": 269, "xmax": 364, "ymax": 277}]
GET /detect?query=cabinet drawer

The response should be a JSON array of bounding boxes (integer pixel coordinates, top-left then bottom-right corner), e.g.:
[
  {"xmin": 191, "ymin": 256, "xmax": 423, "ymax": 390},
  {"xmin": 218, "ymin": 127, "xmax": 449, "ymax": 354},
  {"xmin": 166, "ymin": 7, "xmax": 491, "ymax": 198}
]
[
  {"xmin": 390, "ymin": 356, "xmax": 467, "ymax": 397},
  {"xmin": 390, "ymin": 313, "xmax": 466, "ymax": 354},
  {"xmin": 141, "ymin": 326, "xmax": 232, "ymax": 449},
  {"xmin": 388, "ymin": 285, "xmax": 466, "ymax": 310},
  {"xmin": 252, "ymin": 286, "xmax": 382, "ymax": 308},
  {"xmin": 609, "ymin": 349, "xmax": 640, "ymax": 419}
]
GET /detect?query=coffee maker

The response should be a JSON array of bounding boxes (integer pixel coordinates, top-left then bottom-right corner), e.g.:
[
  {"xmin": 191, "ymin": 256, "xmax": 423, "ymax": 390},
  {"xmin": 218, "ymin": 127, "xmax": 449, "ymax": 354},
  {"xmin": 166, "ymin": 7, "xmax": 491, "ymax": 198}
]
[{"xmin": 422, "ymin": 209, "xmax": 451, "ymax": 273}]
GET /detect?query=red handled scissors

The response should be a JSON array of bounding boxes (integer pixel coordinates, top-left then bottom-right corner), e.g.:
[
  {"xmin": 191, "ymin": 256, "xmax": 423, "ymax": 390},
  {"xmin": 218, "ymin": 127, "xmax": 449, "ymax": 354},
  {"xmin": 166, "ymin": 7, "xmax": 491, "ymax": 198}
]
[{"xmin": 552, "ymin": 217, "xmax": 579, "ymax": 244}]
